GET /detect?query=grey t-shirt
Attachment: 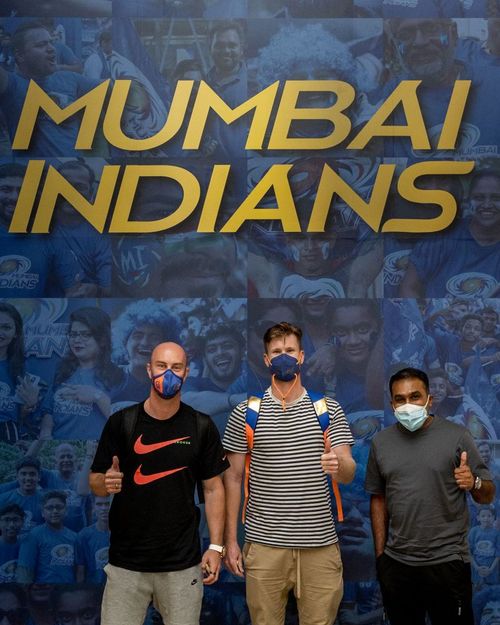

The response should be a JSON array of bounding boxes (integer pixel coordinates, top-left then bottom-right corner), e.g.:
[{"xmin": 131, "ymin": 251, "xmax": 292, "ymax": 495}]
[{"xmin": 365, "ymin": 416, "xmax": 492, "ymax": 565}]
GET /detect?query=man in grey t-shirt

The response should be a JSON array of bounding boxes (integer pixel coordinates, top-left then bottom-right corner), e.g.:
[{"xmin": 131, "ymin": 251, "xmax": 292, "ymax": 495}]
[{"xmin": 365, "ymin": 367, "xmax": 495, "ymax": 625}]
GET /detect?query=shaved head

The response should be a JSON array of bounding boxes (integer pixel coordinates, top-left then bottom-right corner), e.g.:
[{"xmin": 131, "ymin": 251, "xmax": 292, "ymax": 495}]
[{"xmin": 150, "ymin": 342, "xmax": 187, "ymax": 367}]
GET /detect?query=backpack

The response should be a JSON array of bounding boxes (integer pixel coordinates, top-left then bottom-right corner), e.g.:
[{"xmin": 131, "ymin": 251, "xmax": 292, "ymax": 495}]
[
  {"xmin": 121, "ymin": 403, "xmax": 209, "ymax": 503},
  {"xmin": 243, "ymin": 390, "xmax": 344, "ymax": 523}
]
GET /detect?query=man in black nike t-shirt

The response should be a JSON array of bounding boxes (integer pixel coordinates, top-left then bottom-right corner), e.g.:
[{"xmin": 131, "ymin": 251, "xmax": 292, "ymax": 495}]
[{"xmin": 89, "ymin": 341, "xmax": 229, "ymax": 625}]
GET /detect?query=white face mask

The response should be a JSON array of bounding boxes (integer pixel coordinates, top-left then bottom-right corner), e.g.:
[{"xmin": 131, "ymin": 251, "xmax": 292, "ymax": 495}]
[{"xmin": 393, "ymin": 397, "xmax": 430, "ymax": 432}]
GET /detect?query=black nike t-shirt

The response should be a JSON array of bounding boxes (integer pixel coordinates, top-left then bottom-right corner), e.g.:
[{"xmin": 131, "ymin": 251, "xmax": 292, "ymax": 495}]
[{"xmin": 91, "ymin": 402, "xmax": 229, "ymax": 572}]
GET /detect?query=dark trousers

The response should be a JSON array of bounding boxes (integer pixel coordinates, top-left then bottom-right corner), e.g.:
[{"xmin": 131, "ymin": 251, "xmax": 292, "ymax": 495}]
[{"xmin": 376, "ymin": 553, "xmax": 473, "ymax": 625}]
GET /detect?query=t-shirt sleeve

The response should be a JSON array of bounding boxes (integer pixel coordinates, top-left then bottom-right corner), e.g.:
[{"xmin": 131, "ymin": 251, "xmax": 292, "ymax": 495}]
[
  {"xmin": 90, "ymin": 413, "xmax": 123, "ymax": 474},
  {"xmin": 461, "ymin": 430, "xmax": 493, "ymax": 481},
  {"xmin": 17, "ymin": 531, "xmax": 37, "ymax": 572},
  {"xmin": 364, "ymin": 439, "xmax": 385, "ymax": 495},
  {"xmin": 197, "ymin": 416, "xmax": 230, "ymax": 480},
  {"xmin": 325, "ymin": 397, "xmax": 354, "ymax": 447},
  {"xmin": 222, "ymin": 401, "xmax": 248, "ymax": 454}
]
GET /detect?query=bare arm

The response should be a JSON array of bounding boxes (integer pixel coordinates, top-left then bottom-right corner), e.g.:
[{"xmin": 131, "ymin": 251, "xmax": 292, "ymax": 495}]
[
  {"xmin": 88, "ymin": 472, "xmax": 108, "ymax": 498},
  {"xmin": 201, "ymin": 474, "xmax": 225, "ymax": 585},
  {"xmin": 399, "ymin": 261, "xmax": 424, "ymax": 298},
  {"xmin": 332, "ymin": 444, "xmax": 356, "ymax": 484},
  {"xmin": 223, "ymin": 451, "xmax": 245, "ymax": 577},
  {"xmin": 89, "ymin": 456, "xmax": 122, "ymax": 497},
  {"xmin": 370, "ymin": 494, "xmax": 388, "ymax": 558},
  {"xmin": 471, "ymin": 479, "xmax": 496, "ymax": 505},
  {"xmin": 455, "ymin": 451, "xmax": 496, "ymax": 504}
]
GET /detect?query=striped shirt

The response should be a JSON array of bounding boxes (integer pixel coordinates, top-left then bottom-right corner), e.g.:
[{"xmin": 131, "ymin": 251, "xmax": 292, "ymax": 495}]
[{"xmin": 223, "ymin": 388, "xmax": 354, "ymax": 548}]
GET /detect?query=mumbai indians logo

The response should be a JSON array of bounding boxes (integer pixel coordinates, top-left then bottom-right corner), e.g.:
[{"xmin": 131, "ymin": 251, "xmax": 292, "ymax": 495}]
[
  {"xmin": 0, "ymin": 560, "xmax": 17, "ymax": 583},
  {"xmin": 412, "ymin": 124, "xmax": 496, "ymax": 160},
  {"xmin": 0, "ymin": 255, "xmax": 39, "ymax": 290},
  {"xmin": 384, "ymin": 249, "xmax": 412, "ymax": 286},
  {"xmin": 446, "ymin": 273, "xmax": 498, "ymax": 298},
  {"xmin": 54, "ymin": 389, "xmax": 92, "ymax": 417},
  {"xmin": 0, "ymin": 381, "xmax": 15, "ymax": 411},
  {"xmin": 24, "ymin": 299, "xmax": 69, "ymax": 359},
  {"xmin": 347, "ymin": 411, "xmax": 383, "ymax": 440},
  {"xmin": 490, "ymin": 373, "xmax": 500, "ymax": 389},
  {"xmin": 113, "ymin": 237, "xmax": 162, "ymax": 289},
  {"xmin": 50, "ymin": 544, "xmax": 74, "ymax": 566},
  {"xmin": 95, "ymin": 547, "xmax": 109, "ymax": 569}
]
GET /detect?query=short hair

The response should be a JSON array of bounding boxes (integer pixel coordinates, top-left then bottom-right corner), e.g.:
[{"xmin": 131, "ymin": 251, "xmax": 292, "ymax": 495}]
[
  {"xmin": 460, "ymin": 314, "xmax": 484, "ymax": 330},
  {"xmin": 481, "ymin": 306, "xmax": 499, "ymax": 320},
  {"xmin": 389, "ymin": 367, "xmax": 430, "ymax": 396},
  {"xmin": 0, "ymin": 503, "xmax": 25, "ymax": 519},
  {"xmin": 173, "ymin": 58, "xmax": 203, "ymax": 81},
  {"xmin": 11, "ymin": 21, "xmax": 48, "ymax": 56},
  {"xmin": 16, "ymin": 456, "xmax": 41, "ymax": 473},
  {"xmin": 0, "ymin": 162, "xmax": 27, "ymax": 180},
  {"xmin": 42, "ymin": 491, "xmax": 67, "ymax": 506},
  {"xmin": 209, "ymin": 20, "xmax": 244, "ymax": 47},
  {"xmin": 469, "ymin": 169, "xmax": 500, "ymax": 195},
  {"xmin": 428, "ymin": 368, "xmax": 448, "ymax": 381},
  {"xmin": 386, "ymin": 17, "xmax": 453, "ymax": 38},
  {"xmin": 331, "ymin": 299, "xmax": 382, "ymax": 329},
  {"xmin": 263, "ymin": 321, "xmax": 302, "ymax": 351},
  {"xmin": 57, "ymin": 159, "xmax": 95, "ymax": 188},
  {"xmin": 99, "ymin": 29, "xmax": 112, "ymax": 44},
  {"xmin": 203, "ymin": 323, "xmax": 244, "ymax": 352},
  {"xmin": 477, "ymin": 504, "xmax": 496, "ymax": 517}
]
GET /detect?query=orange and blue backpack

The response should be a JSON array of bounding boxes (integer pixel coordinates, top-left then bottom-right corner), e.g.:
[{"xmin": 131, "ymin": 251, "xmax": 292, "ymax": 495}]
[{"xmin": 243, "ymin": 389, "xmax": 344, "ymax": 523}]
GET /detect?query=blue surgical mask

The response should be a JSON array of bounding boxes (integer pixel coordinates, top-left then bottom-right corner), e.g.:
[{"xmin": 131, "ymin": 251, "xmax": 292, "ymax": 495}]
[
  {"xmin": 268, "ymin": 353, "xmax": 300, "ymax": 382},
  {"xmin": 394, "ymin": 398, "xmax": 429, "ymax": 432},
  {"xmin": 151, "ymin": 369, "xmax": 183, "ymax": 399}
]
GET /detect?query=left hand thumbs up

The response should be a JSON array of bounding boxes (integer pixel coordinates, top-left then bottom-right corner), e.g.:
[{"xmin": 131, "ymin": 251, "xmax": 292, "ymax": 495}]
[
  {"xmin": 454, "ymin": 450, "xmax": 474, "ymax": 491},
  {"xmin": 321, "ymin": 436, "xmax": 338, "ymax": 475}
]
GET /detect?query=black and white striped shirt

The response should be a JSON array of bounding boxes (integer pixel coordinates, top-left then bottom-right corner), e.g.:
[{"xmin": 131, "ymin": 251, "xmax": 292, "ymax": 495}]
[{"xmin": 223, "ymin": 388, "xmax": 354, "ymax": 548}]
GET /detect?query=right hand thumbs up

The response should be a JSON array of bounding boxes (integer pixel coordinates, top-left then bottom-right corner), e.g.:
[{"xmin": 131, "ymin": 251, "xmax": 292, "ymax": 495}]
[{"xmin": 105, "ymin": 456, "xmax": 123, "ymax": 494}]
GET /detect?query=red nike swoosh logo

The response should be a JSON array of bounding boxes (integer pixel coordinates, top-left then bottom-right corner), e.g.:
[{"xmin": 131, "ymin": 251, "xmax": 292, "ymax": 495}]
[
  {"xmin": 134, "ymin": 465, "xmax": 187, "ymax": 485},
  {"xmin": 134, "ymin": 435, "xmax": 190, "ymax": 454}
]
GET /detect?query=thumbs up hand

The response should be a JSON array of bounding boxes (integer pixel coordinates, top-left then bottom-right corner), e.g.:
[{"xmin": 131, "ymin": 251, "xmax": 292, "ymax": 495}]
[
  {"xmin": 321, "ymin": 437, "xmax": 339, "ymax": 476},
  {"xmin": 454, "ymin": 450, "xmax": 474, "ymax": 491},
  {"xmin": 105, "ymin": 456, "xmax": 123, "ymax": 494}
]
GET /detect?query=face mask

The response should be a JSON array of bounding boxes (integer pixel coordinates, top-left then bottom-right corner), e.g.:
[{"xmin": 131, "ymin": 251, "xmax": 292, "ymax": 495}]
[
  {"xmin": 268, "ymin": 353, "xmax": 300, "ymax": 382},
  {"xmin": 394, "ymin": 398, "xmax": 429, "ymax": 432},
  {"xmin": 151, "ymin": 369, "xmax": 183, "ymax": 399}
]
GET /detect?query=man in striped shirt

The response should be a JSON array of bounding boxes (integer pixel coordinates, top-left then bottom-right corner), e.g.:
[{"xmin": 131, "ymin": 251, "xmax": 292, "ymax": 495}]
[{"xmin": 223, "ymin": 321, "xmax": 355, "ymax": 625}]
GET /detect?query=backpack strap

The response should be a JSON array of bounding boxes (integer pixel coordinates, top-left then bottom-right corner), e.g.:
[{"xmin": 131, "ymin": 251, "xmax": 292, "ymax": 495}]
[
  {"xmin": 308, "ymin": 390, "xmax": 344, "ymax": 523},
  {"xmin": 121, "ymin": 404, "xmax": 141, "ymax": 456},
  {"xmin": 194, "ymin": 411, "xmax": 210, "ymax": 505},
  {"xmin": 242, "ymin": 394, "xmax": 263, "ymax": 523}
]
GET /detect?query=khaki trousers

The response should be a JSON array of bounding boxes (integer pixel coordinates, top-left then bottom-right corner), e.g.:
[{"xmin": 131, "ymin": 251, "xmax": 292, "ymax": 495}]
[{"xmin": 243, "ymin": 542, "xmax": 343, "ymax": 625}]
